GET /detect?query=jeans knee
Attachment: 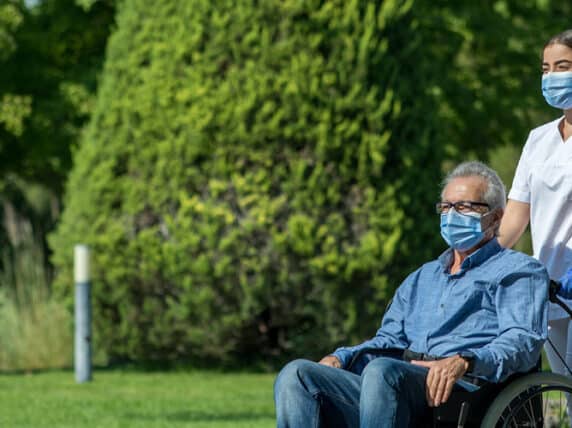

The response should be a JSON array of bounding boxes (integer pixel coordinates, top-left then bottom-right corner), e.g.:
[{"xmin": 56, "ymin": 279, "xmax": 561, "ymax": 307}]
[
  {"xmin": 275, "ymin": 359, "xmax": 314, "ymax": 395},
  {"xmin": 361, "ymin": 357, "xmax": 404, "ymax": 388}
]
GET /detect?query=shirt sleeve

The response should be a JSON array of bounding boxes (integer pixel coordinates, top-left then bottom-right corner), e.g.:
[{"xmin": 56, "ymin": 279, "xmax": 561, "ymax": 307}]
[
  {"xmin": 507, "ymin": 133, "xmax": 532, "ymax": 203},
  {"xmin": 331, "ymin": 271, "xmax": 415, "ymax": 369},
  {"xmin": 468, "ymin": 258, "xmax": 548, "ymax": 382}
]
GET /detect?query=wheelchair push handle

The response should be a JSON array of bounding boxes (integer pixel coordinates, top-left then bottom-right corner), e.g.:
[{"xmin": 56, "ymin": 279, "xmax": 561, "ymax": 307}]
[{"xmin": 549, "ymin": 279, "xmax": 572, "ymax": 318}]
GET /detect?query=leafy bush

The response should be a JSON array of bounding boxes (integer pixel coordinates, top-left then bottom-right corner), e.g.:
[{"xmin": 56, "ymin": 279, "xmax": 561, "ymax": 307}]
[{"xmin": 50, "ymin": 0, "xmax": 455, "ymax": 364}]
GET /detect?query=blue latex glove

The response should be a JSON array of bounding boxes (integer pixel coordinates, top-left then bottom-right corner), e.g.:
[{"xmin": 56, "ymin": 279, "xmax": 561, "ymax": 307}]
[{"xmin": 558, "ymin": 267, "xmax": 572, "ymax": 299}]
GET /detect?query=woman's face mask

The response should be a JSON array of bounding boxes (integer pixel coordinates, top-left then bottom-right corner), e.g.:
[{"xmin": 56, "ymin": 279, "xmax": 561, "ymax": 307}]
[{"xmin": 542, "ymin": 71, "xmax": 572, "ymax": 110}]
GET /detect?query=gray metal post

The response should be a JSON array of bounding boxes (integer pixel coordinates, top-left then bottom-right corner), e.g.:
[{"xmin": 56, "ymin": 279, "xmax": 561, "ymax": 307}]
[{"xmin": 74, "ymin": 244, "xmax": 92, "ymax": 383}]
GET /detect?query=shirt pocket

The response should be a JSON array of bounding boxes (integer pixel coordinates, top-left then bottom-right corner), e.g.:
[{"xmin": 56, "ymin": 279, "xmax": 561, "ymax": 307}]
[{"xmin": 464, "ymin": 280, "xmax": 496, "ymax": 326}]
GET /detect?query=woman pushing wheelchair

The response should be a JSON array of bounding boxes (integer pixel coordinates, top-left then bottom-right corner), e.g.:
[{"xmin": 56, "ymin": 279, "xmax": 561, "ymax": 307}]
[{"xmin": 499, "ymin": 28, "xmax": 572, "ymax": 419}]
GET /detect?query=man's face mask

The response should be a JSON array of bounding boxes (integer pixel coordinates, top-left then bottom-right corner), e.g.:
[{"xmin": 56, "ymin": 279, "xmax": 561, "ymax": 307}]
[
  {"xmin": 542, "ymin": 71, "xmax": 572, "ymax": 110},
  {"xmin": 440, "ymin": 209, "xmax": 487, "ymax": 251}
]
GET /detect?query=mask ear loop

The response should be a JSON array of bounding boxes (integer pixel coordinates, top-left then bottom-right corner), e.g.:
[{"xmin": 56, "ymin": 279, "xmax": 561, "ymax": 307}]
[{"xmin": 480, "ymin": 207, "xmax": 501, "ymax": 236}]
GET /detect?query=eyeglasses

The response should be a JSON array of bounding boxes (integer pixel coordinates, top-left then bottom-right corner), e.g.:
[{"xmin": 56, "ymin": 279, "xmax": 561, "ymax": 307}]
[{"xmin": 435, "ymin": 201, "xmax": 490, "ymax": 215}]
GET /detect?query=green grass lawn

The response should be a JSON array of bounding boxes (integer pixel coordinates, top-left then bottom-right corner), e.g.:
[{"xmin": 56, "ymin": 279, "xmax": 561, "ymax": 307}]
[{"xmin": 0, "ymin": 370, "xmax": 277, "ymax": 427}]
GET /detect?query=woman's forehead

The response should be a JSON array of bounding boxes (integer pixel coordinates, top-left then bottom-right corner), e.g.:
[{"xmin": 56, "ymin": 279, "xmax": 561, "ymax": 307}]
[{"xmin": 544, "ymin": 43, "xmax": 572, "ymax": 62}]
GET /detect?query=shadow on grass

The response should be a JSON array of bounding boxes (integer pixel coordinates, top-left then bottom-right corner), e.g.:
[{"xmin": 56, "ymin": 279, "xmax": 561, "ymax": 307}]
[{"xmin": 123, "ymin": 410, "xmax": 274, "ymax": 423}]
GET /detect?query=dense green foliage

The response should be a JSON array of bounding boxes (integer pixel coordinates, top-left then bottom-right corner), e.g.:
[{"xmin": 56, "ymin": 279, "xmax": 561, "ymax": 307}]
[
  {"xmin": 50, "ymin": 0, "xmax": 572, "ymax": 364},
  {"xmin": 0, "ymin": 370, "xmax": 275, "ymax": 427},
  {"xmin": 427, "ymin": 1, "xmax": 572, "ymax": 160},
  {"xmin": 0, "ymin": 0, "xmax": 115, "ymax": 269},
  {"xmin": 51, "ymin": 0, "xmax": 449, "ymax": 363},
  {"xmin": 0, "ymin": 0, "xmax": 114, "ymax": 191}
]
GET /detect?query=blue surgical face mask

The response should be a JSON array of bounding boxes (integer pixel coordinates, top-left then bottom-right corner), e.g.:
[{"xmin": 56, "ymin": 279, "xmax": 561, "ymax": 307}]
[
  {"xmin": 440, "ymin": 209, "xmax": 485, "ymax": 251},
  {"xmin": 542, "ymin": 72, "xmax": 572, "ymax": 110}
]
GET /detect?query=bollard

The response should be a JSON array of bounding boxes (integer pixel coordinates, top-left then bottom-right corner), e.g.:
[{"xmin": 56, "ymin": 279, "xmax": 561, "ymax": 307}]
[{"xmin": 74, "ymin": 244, "xmax": 92, "ymax": 383}]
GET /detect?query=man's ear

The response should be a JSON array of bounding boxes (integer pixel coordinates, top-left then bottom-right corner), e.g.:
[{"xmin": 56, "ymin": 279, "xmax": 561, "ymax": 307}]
[
  {"xmin": 482, "ymin": 208, "xmax": 503, "ymax": 232},
  {"xmin": 493, "ymin": 208, "xmax": 504, "ymax": 224},
  {"xmin": 493, "ymin": 208, "xmax": 504, "ymax": 233}
]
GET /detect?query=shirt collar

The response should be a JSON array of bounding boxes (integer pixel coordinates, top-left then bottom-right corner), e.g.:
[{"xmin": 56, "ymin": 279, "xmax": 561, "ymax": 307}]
[{"xmin": 438, "ymin": 238, "xmax": 502, "ymax": 274}]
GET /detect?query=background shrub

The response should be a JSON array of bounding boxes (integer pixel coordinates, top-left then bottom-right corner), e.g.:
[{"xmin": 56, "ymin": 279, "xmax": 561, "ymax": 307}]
[
  {"xmin": 50, "ymin": 0, "xmax": 449, "ymax": 363},
  {"xmin": 50, "ymin": 0, "xmax": 572, "ymax": 365}
]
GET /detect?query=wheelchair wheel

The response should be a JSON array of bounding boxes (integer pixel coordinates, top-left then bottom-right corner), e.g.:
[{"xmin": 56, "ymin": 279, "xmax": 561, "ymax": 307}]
[{"xmin": 481, "ymin": 372, "xmax": 572, "ymax": 427}]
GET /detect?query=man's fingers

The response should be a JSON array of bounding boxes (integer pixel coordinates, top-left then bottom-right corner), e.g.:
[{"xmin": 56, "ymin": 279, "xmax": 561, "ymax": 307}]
[
  {"xmin": 426, "ymin": 368, "xmax": 438, "ymax": 407},
  {"xmin": 412, "ymin": 356, "xmax": 468, "ymax": 407},
  {"xmin": 432, "ymin": 373, "xmax": 446, "ymax": 406},
  {"xmin": 412, "ymin": 359, "xmax": 460, "ymax": 407},
  {"xmin": 440, "ymin": 379, "xmax": 456, "ymax": 404},
  {"xmin": 416, "ymin": 361, "xmax": 438, "ymax": 406},
  {"xmin": 433, "ymin": 375, "xmax": 449, "ymax": 406},
  {"xmin": 432, "ymin": 375, "xmax": 444, "ymax": 406}
]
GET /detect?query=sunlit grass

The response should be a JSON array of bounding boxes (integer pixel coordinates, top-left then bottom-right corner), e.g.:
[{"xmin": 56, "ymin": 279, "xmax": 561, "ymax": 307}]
[{"xmin": 0, "ymin": 370, "xmax": 276, "ymax": 427}]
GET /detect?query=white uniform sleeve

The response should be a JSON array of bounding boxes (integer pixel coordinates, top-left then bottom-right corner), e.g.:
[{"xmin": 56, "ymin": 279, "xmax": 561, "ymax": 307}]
[{"xmin": 508, "ymin": 133, "xmax": 532, "ymax": 203}]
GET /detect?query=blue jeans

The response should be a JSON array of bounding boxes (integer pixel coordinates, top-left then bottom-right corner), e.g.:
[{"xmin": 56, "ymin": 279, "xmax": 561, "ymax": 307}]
[{"xmin": 274, "ymin": 357, "xmax": 433, "ymax": 428}]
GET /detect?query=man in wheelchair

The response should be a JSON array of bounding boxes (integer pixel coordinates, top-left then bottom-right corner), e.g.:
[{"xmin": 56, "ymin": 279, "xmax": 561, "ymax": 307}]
[{"xmin": 274, "ymin": 161, "xmax": 549, "ymax": 428}]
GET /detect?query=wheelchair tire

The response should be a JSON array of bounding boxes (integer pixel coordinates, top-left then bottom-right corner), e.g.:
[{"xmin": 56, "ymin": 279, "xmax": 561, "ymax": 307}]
[{"xmin": 481, "ymin": 371, "xmax": 572, "ymax": 427}]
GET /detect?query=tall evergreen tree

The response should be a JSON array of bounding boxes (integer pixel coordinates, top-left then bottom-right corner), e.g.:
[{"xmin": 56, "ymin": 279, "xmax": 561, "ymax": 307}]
[
  {"xmin": 51, "ymin": 0, "xmax": 448, "ymax": 362},
  {"xmin": 50, "ymin": 0, "xmax": 572, "ymax": 363}
]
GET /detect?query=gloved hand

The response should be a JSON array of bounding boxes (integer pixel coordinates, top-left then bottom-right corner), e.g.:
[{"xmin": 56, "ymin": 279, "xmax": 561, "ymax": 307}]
[{"xmin": 558, "ymin": 267, "xmax": 572, "ymax": 299}]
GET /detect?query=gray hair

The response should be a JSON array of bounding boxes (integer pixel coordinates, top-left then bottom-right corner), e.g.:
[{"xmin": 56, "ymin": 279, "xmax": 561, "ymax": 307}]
[{"xmin": 441, "ymin": 161, "xmax": 506, "ymax": 211}]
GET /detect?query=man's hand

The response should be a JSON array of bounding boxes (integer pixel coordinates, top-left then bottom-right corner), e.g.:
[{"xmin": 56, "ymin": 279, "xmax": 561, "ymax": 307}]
[
  {"xmin": 411, "ymin": 355, "xmax": 468, "ymax": 407},
  {"xmin": 319, "ymin": 355, "xmax": 342, "ymax": 368}
]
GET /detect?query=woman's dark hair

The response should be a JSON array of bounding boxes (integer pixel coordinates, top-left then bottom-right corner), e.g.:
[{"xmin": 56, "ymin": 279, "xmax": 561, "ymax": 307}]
[{"xmin": 545, "ymin": 30, "xmax": 572, "ymax": 50}]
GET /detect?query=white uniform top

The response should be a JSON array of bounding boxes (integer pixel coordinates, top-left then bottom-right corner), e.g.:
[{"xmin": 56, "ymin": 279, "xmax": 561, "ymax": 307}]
[{"xmin": 509, "ymin": 116, "xmax": 572, "ymax": 319}]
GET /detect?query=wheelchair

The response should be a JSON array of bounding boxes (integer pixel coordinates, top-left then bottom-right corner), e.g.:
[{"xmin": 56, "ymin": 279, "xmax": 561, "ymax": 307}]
[
  {"xmin": 433, "ymin": 367, "xmax": 572, "ymax": 427},
  {"xmin": 349, "ymin": 280, "xmax": 572, "ymax": 427}
]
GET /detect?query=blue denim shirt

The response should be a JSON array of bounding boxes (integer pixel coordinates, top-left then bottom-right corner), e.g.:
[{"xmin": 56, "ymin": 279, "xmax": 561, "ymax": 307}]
[{"xmin": 333, "ymin": 239, "xmax": 549, "ymax": 383}]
